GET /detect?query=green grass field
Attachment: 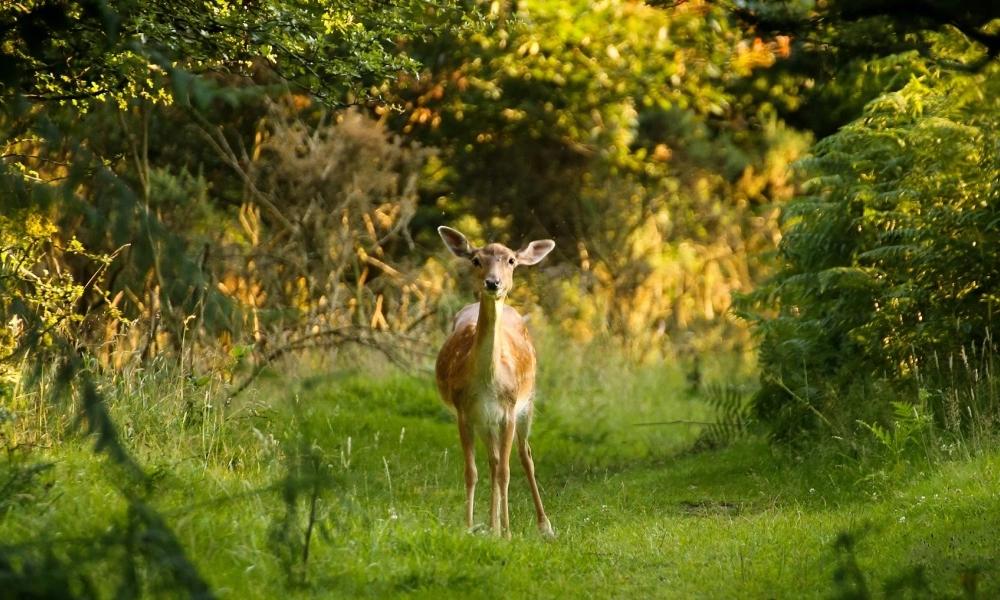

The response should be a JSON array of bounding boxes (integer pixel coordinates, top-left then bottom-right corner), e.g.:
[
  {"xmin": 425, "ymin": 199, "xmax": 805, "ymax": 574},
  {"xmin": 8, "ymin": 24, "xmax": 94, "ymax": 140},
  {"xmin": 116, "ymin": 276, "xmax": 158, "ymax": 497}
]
[{"xmin": 2, "ymin": 347, "xmax": 998, "ymax": 598}]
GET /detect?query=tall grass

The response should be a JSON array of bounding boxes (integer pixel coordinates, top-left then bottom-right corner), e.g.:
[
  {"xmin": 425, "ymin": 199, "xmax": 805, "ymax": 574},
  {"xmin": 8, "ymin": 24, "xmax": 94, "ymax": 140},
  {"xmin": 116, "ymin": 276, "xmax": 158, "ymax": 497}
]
[
  {"xmin": 918, "ymin": 338, "xmax": 1000, "ymax": 461},
  {"xmin": 2, "ymin": 338, "xmax": 999, "ymax": 597},
  {"xmin": 1, "ymin": 340, "xmax": 720, "ymax": 594}
]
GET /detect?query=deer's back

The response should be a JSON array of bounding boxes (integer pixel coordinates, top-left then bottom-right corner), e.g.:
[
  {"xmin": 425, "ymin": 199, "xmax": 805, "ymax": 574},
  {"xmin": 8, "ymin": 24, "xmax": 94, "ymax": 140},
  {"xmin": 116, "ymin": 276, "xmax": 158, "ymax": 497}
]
[{"xmin": 435, "ymin": 303, "xmax": 537, "ymax": 415}]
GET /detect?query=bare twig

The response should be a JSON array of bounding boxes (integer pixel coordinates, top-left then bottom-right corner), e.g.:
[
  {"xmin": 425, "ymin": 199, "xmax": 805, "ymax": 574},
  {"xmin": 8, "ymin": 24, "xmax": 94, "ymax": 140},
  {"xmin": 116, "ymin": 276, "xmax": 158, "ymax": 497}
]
[
  {"xmin": 189, "ymin": 111, "xmax": 295, "ymax": 232},
  {"xmin": 227, "ymin": 327, "xmax": 432, "ymax": 400},
  {"xmin": 633, "ymin": 420, "xmax": 717, "ymax": 427}
]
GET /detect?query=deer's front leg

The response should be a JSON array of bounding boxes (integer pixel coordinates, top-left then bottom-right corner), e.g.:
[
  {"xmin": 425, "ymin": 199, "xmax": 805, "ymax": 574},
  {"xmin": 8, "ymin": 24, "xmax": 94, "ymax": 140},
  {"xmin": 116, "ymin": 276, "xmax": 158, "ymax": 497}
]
[
  {"xmin": 499, "ymin": 411, "xmax": 517, "ymax": 539},
  {"xmin": 518, "ymin": 433, "xmax": 554, "ymax": 538},
  {"xmin": 486, "ymin": 430, "xmax": 502, "ymax": 535},
  {"xmin": 457, "ymin": 411, "xmax": 477, "ymax": 530}
]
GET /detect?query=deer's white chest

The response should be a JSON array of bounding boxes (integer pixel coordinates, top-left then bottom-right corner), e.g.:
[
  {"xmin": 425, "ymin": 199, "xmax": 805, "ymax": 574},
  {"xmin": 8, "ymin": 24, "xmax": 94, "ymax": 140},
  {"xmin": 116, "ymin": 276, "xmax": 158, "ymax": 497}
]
[{"xmin": 467, "ymin": 375, "xmax": 531, "ymax": 434}]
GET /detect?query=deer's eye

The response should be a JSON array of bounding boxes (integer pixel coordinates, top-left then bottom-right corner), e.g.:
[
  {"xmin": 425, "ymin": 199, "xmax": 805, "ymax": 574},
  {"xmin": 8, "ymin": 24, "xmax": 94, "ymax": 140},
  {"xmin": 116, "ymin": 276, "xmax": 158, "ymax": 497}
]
[
  {"xmin": 471, "ymin": 257, "xmax": 481, "ymax": 267},
  {"xmin": 508, "ymin": 257, "xmax": 516, "ymax": 265}
]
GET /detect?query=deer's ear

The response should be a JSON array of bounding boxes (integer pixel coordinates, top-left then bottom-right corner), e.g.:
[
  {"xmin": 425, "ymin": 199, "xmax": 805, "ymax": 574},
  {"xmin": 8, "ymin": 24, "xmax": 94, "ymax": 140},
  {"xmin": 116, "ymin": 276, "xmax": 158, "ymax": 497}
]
[
  {"xmin": 438, "ymin": 226, "xmax": 475, "ymax": 259},
  {"xmin": 516, "ymin": 240, "xmax": 555, "ymax": 266}
]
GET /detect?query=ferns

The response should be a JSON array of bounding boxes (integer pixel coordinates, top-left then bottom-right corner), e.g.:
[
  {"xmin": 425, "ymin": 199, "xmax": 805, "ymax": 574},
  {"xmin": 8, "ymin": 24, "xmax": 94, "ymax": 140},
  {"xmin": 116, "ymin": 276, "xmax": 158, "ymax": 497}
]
[
  {"xmin": 696, "ymin": 382, "xmax": 754, "ymax": 449},
  {"xmin": 743, "ymin": 63, "xmax": 1000, "ymax": 440}
]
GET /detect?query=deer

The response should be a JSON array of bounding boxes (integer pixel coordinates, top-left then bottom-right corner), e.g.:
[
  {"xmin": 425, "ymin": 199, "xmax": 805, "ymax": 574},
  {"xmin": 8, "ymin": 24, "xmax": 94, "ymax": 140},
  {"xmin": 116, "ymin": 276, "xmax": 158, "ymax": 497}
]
[{"xmin": 435, "ymin": 226, "xmax": 556, "ymax": 539}]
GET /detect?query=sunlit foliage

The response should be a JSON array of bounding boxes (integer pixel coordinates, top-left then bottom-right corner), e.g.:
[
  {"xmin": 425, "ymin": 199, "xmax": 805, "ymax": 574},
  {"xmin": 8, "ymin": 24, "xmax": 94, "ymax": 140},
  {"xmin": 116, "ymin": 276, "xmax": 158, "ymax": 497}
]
[
  {"xmin": 1, "ymin": 0, "xmax": 477, "ymax": 109},
  {"xmin": 744, "ymin": 60, "xmax": 1000, "ymax": 439},
  {"xmin": 0, "ymin": 1, "xmax": 481, "ymax": 374},
  {"xmin": 1, "ymin": 3, "xmax": 480, "ymax": 595},
  {"xmin": 398, "ymin": 0, "xmax": 809, "ymax": 355}
]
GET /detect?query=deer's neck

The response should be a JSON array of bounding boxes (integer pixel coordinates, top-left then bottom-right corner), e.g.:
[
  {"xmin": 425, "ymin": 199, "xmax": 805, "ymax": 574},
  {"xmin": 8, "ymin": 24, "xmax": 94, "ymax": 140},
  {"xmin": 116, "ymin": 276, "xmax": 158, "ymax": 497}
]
[{"xmin": 473, "ymin": 295, "xmax": 505, "ymax": 378}]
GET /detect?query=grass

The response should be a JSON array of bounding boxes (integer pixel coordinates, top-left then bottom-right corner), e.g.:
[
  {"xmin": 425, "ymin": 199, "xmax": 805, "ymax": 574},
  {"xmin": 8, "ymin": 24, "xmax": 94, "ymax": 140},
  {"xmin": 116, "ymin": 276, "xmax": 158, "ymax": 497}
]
[{"xmin": 1, "ymin": 345, "xmax": 998, "ymax": 598}]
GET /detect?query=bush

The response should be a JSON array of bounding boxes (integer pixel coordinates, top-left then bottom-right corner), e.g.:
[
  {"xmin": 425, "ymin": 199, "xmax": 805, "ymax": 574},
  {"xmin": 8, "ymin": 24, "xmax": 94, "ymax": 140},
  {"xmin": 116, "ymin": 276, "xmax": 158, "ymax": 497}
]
[{"xmin": 743, "ymin": 64, "xmax": 1000, "ymax": 440}]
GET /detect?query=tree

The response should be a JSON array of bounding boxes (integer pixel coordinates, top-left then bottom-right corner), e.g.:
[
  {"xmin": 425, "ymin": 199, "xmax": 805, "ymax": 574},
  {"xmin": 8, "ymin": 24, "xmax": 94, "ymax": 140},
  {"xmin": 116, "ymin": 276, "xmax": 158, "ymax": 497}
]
[
  {"xmin": 649, "ymin": 1, "xmax": 1000, "ymax": 135},
  {"xmin": 1, "ymin": 0, "xmax": 476, "ymax": 109},
  {"xmin": 396, "ymin": 0, "xmax": 808, "ymax": 353},
  {"xmin": 1, "ymin": 0, "xmax": 481, "ymax": 362},
  {"xmin": 0, "ymin": 3, "xmax": 480, "ymax": 594}
]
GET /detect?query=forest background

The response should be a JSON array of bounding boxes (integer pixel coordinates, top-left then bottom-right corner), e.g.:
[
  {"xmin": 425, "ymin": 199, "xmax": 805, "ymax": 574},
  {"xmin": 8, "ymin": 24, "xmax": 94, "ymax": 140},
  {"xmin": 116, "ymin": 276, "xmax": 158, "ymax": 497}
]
[{"xmin": 2, "ymin": 0, "xmax": 999, "ymax": 597}]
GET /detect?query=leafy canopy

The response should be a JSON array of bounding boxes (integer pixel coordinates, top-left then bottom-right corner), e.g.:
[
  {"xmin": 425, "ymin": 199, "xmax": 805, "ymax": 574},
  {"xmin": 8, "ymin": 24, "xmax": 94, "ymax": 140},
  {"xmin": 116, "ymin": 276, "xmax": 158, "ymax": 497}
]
[{"xmin": 1, "ymin": 0, "xmax": 479, "ymax": 110}]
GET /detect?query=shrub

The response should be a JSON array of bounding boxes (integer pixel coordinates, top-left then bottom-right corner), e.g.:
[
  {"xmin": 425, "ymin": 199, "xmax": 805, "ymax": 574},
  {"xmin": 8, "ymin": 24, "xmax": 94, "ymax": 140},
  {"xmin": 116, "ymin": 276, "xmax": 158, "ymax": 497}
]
[{"xmin": 742, "ymin": 64, "xmax": 1000, "ymax": 440}]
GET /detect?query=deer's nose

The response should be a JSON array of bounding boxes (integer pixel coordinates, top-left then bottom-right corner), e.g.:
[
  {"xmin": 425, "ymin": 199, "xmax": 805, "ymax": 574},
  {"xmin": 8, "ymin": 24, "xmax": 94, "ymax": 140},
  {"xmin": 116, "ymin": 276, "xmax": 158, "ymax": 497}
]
[{"xmin": 484, "ymin": 278, "xmax": 500, "ymax": 292}]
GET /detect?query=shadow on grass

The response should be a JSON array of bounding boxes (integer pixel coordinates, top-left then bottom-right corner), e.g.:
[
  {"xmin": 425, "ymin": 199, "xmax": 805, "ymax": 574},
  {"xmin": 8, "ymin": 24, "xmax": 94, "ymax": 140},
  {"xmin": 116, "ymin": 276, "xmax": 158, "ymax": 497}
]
[{"xmin": 828, "ymin": 512, "xmax": 996, "ymax": 599}]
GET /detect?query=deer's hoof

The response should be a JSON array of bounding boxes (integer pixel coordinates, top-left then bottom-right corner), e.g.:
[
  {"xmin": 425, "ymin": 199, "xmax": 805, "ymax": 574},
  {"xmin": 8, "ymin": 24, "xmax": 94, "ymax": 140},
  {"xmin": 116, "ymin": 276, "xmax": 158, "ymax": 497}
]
[{"xmin": 538, "ymin": 519, "xmax": 556, "ymax": 539}]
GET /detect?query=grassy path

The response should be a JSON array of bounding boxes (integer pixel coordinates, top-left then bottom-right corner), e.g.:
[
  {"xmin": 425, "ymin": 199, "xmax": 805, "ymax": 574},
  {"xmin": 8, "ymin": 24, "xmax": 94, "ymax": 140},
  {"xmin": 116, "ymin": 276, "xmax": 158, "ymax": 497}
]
[{"xmin": 4, "ymin": 364, "xmax": 999, "ymax": 597}]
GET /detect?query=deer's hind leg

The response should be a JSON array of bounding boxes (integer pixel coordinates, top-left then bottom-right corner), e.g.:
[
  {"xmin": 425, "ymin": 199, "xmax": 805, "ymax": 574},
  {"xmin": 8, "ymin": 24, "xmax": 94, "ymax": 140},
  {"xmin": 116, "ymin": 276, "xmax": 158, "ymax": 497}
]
[{"xmin": 516, "ymin": 405, "xmax": 554, "ymax": 538}]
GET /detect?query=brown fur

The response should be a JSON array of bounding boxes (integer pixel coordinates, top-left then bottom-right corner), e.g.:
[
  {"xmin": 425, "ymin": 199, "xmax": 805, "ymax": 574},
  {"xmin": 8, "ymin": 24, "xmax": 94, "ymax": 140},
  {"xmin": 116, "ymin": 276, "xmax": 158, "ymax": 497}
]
[
  {"xmin": 435, "ymin": 303, "xmax": 535, "ymax": 411},
  {"xmin": 435, "ymin": 226, "xmax": 555, "ymax": 538}
]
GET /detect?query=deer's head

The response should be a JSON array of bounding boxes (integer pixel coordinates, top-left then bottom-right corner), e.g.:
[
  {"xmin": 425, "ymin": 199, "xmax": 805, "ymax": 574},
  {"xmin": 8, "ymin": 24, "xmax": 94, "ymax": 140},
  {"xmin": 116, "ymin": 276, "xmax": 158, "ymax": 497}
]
[{"xmin": 438, "ymin": 226, "xmax": 555, "ymax": 300}]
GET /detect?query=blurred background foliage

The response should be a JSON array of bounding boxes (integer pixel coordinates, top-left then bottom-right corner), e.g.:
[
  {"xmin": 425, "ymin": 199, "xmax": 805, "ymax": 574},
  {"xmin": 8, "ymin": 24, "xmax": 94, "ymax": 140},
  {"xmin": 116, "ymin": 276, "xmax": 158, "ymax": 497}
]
[
  {"xmin": 396, "ymin": 0, "xmax": 809, "ymax": 356},
  {"xmin": 1, "ymin": 0, "xmax": 999, "ymax": 445}
]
